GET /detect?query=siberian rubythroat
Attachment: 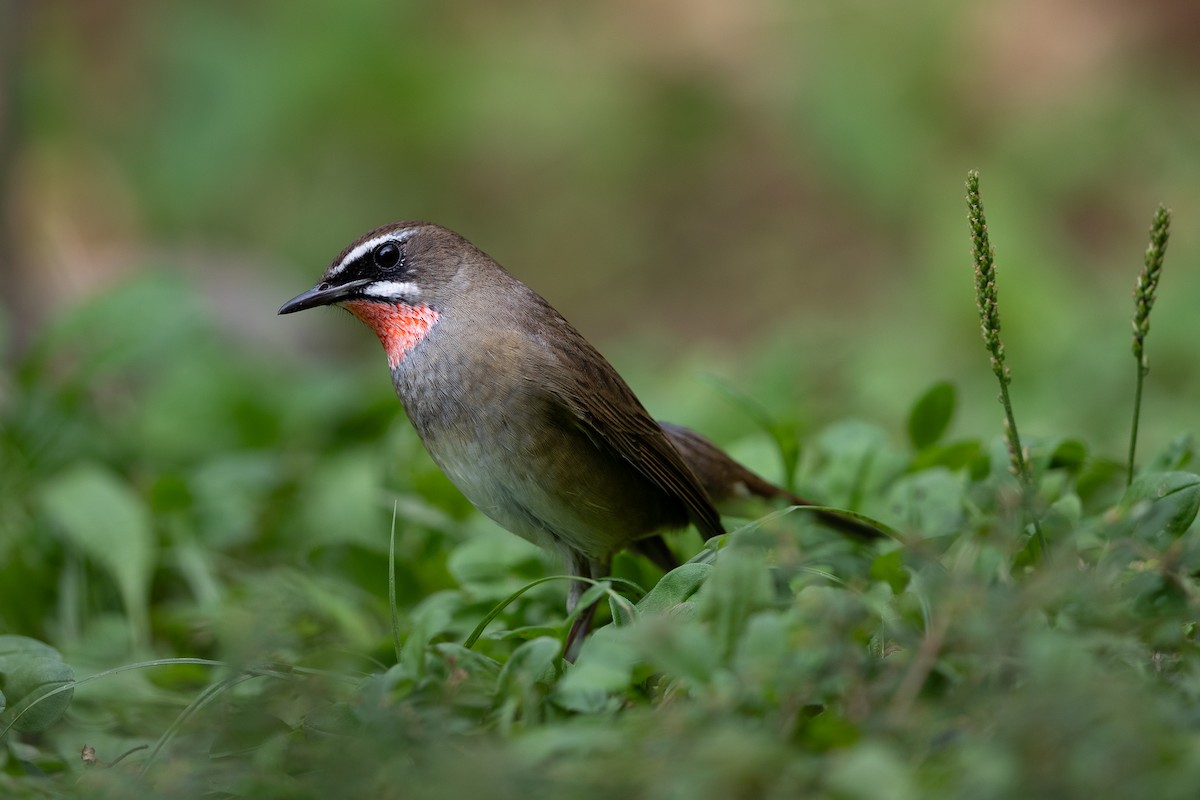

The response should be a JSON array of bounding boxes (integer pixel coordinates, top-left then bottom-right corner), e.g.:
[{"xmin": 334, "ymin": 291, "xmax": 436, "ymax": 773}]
[{"xmin": 279, "ymin": 222, "xmax": 877, "ymax": 657}]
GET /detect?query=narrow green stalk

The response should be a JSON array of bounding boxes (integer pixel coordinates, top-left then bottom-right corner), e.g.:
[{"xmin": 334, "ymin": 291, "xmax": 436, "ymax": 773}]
[
  {"xmin": 1127, "ymin": 205, "xmax": 1171, "ymax": 486},
  {"xmin": 966, "ymin": 171, "xmax": 1045, "ymax": 551},
  {"xmin": 389, "ymin": 501, "xmax": 402, "ymax": 664}
]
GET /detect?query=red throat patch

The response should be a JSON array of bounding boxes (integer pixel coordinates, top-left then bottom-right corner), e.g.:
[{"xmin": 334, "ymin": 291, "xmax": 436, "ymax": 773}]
[{"xmin": 343, "ymin": 300, "xmax": 440, "ymax": 369}]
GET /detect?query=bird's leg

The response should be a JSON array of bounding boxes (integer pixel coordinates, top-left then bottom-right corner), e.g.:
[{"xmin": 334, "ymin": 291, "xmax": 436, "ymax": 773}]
[
  {"xmin": 563, "ymin": 553, "xmax": 610, "ymax": 661},
  {"xmin": 565, "ymin": 550, "xmax": 588, "ymax": 616}
]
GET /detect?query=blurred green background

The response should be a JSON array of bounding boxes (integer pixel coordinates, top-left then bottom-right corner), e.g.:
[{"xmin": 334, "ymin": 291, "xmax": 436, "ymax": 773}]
[{"xmin": 3, "ymin": 0, "xmax": 1198, "ymax": 452}]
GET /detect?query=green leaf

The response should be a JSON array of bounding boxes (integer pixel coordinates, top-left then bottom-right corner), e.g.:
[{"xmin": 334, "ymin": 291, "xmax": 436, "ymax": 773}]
[
  {"xmin": 571, "ymin": 582, "xmax": 612, "ymax": 620},
  {"xmin": 884, "ymin": 468, "xmax": 966, "ymax": 539},
  {"xmin": 558, "ymin": 627, "xmax": 639, "ymax": 699},
  {"xmin": 0, "ymin": 636, "xmax": 75, "ymax": 733},
  {"xmin": 1048, "ymin": 439, "xmax": 1088, "ymax": 472},
  {"xmin": 495, "ymin": 636, "xmax": 560, "ymax": 706},
  {"xmin": 637, "ymin": 563, "xmax": 711, "ymax": 613},
  {"xmin": 909, "ymin": 439, "xmax": 981, "ymax": 472},
  {"xmin": 37, "ymin": 464, "xmax": 154, "ymax": 646},
  {"xmin": 1123, "ymin": 472, "xmax": 1200, "ymax": 540},
  {"xmin": 493, "ymin": 625, "xmax": 563, "ymax": 642},
  {"xmin": 907, "ymin": 381, "xmax": 956, "ymax": 450}
]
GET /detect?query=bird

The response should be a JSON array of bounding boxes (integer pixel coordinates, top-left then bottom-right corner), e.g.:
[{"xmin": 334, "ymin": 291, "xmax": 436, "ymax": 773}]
[{"xmin": 279, "ymin": 222, "xmax": 879, "ymax": 658}]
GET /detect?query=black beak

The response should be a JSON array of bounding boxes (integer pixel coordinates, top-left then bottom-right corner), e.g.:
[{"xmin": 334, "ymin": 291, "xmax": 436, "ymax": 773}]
[{"xmin": 278, "ymin": 278, "xmax": 372, "ymax": 315}]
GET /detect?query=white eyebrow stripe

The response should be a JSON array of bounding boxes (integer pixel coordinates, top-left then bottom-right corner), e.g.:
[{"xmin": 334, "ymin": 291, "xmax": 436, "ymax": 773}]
[
  {"xmin": 362, "ymin": 281, "xmax": 421, "ymax": 300},
  {"xmin": 326, "ymin": 229, "xmax": 415, "ymax": 277}
]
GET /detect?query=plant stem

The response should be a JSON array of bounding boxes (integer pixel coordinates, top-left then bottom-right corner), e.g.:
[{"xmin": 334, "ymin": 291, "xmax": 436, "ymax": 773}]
[
  {"xmin": 966, "ymin": 171, "xmax": 1045, "ymax": 552},
  {"xmin": 1127, "ymin": 205, "xmax": 1171, "ymax": 486}
]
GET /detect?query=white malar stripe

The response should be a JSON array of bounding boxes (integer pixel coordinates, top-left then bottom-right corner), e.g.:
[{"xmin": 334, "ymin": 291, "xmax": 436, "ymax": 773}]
[
  {"xmin": 326, "ymin": 229, "xmax": 416, "ymax": 277},
  {"xmin": 362, "ymin": 281, "xmax": 421, "ymax": 301}
]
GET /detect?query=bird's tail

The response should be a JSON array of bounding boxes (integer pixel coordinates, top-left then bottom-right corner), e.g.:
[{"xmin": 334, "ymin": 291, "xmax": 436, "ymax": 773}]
[{"xmin": 660, "ymin": 422, "xmax": 883, "ymax": 542}]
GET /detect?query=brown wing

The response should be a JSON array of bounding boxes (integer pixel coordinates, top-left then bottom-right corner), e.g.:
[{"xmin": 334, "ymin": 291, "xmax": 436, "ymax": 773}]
[{"xmin": 539, "ymin": 327, "xmax": 726, "ymax": 541}]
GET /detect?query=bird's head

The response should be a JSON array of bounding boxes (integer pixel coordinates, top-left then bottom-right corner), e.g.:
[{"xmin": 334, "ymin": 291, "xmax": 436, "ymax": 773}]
[{"xmin": 279, "ymin": 221, "xmax": 468, "ymax": 368}]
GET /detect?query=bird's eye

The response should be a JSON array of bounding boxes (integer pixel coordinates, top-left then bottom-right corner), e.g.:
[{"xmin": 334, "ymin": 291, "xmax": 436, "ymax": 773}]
[{"xmin": 373, "ymin": 242, "xmax": 401, "ymax": 270}]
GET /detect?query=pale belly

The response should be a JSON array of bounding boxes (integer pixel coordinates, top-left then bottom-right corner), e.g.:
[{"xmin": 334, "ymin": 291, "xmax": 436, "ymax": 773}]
[{"xmin": 420, "ymin": 418, "xmax": 679, "ymax": 562}]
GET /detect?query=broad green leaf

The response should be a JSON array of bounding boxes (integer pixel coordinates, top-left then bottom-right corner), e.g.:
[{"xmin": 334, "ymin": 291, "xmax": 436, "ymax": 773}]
[
  {"xmin": 1123, "ymin": 471, "xmax": 1200, "ymax": 540},
  {"xmin": 558, "ymin": 627, "xmax": 639, "ymax": 700},
  {"xmin": 0, "ymin": 636, "xmax": 75, "ymax": 733},
  {"xmin": 884, "ymin": 468, "xmax": 966, "ymax": 539},
  {"xmin": 637, "ymin": 563, "xmax": 711, "ymax": 613},
  {"xmin": 907, "ymin": 381, "xmax": 956, "ymax": 450},
  {"xmin": 570, "ymin": 582, "xmax": 612, "ymax": 621},
  {"xmin": 37, "ymin": 464, "xmax": 154, "ymax": 646}
]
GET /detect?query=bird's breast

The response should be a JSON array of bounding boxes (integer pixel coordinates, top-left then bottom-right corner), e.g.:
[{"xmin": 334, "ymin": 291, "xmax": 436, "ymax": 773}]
[{"xmin": 343, "ymin": 300, "xmax": 440, "ymax": 369}]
